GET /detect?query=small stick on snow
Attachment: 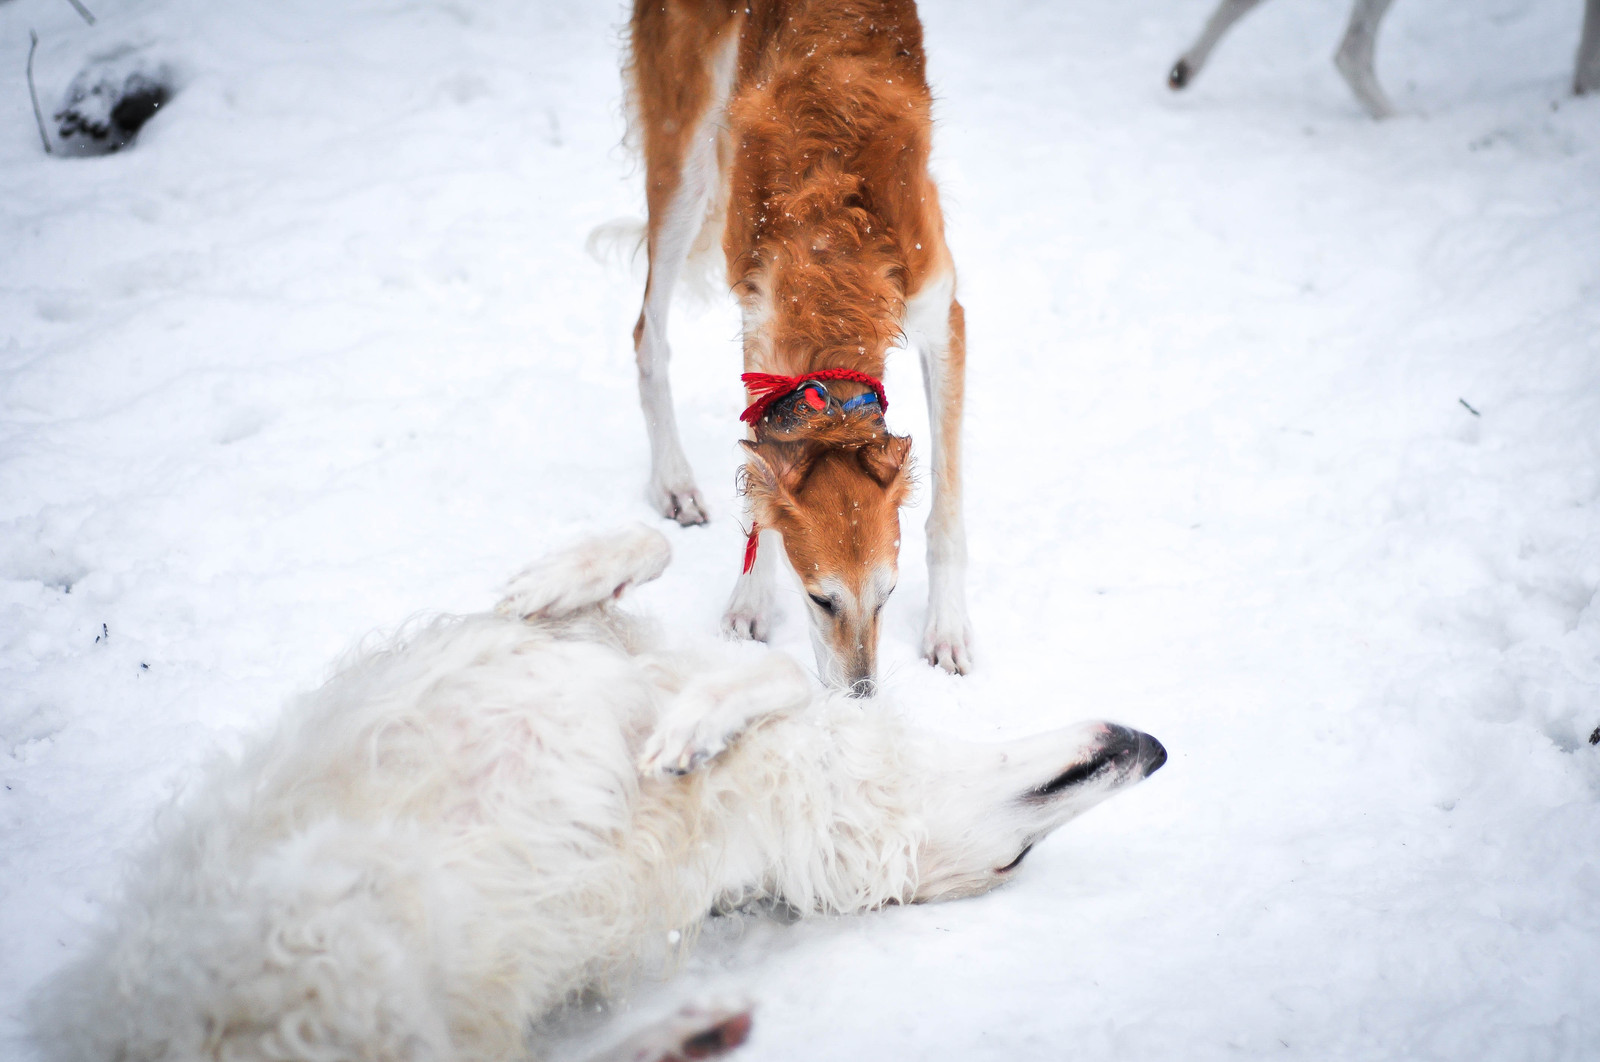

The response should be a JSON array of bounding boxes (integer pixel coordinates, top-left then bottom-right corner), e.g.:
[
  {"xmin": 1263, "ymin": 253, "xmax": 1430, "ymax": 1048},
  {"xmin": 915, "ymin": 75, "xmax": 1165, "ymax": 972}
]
[
  {"xmin": 63, "ymin": 0, "xmax": 98, "ymax": 26},
  {"xmin": 1458, "ymin": 398, "xmax": 1481, "ymax": 417},
  {"xmin": 26, "ymin": 31, "xmax": 53, "ymax": 156}
]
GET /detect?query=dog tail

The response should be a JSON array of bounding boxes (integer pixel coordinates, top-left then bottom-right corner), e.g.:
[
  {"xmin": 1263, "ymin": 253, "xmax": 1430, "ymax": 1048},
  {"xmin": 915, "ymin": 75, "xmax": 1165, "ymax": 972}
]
[
  {"xmin": 496, "ymin": 524, "xmax": 670, "ymax": 623},
  {"xmin": 585, "ymin": 217, "xmax": 647, "ymax": 277}
]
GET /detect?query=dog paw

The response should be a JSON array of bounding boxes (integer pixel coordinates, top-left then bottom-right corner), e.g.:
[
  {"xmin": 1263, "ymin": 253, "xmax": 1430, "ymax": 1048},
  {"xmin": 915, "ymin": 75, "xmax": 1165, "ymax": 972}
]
[
  {"xmin": 638, "ymin": 713, "xmax": 727, "ymax": 778},
  {"xmin": 721, "ymin": 571, "xmax": 773, "ymax": 643},
  {"xmin": 598, "ymin": 1000, "xmax": 754, "ymax": 1062},
  {"xmin": 497, "ymin": 525, "xmax": 669, "ymax": 620},
  {"xmin": 922, "ymin": 622, "xmax": 973, "ymax": 676},
  {"xmin": 721, "ymin": 608, "xmax": 768, "ymax": 642},
  {"xmin": 640, "ymin": 657, "xmax": 810, "ymax": 778},
  {"xmin": 649, "ymin": 481, "xmax": 709, "ymax": 526}
]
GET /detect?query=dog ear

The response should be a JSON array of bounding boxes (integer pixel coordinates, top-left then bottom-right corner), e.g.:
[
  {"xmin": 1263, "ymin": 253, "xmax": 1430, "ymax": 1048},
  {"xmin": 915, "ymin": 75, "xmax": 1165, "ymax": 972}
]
[
  {"xmin": 740, "ymin": 439, "xmax": 816, "ymax": 495},
  {"xmin": 857, "ymin": 433, "xmax": 912, "ymax": 490}
]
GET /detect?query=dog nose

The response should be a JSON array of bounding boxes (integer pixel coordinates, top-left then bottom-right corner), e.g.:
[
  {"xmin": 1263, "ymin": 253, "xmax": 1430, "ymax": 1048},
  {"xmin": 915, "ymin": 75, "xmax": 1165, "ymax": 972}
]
[
  {"xmin": 1140, "ymin": 733, "xmax": 1167, "ymax": 776},
  {"xmin": 847, "ymin": 676, "xmax": 877, "ymax": 699}
]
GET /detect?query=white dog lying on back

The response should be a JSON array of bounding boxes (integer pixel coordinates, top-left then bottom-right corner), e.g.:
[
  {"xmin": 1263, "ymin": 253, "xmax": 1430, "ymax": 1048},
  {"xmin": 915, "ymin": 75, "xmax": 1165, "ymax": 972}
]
[{"xmin": 32, "ymin": 526, "xmax": 1166, "ymax": 1062}]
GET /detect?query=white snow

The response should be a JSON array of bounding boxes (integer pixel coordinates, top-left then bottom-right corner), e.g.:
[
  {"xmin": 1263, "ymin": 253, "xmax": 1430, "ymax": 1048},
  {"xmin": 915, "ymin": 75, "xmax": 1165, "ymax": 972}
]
[{"xmin": 3, "ymin": 0, "xmax": 1598, "ymax": 1058}]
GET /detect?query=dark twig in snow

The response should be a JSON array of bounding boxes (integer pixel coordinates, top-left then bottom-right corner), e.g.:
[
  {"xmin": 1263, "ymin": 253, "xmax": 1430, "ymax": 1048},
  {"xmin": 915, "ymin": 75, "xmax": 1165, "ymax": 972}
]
[
  {"xmin": 27, "ymin": 31, "xmax": 53, "ymax": 155},
  {"xmin": 1459, "ymin": 398, "xmax": 1481, "ymax": 416},
  {"xmin": 63, "ymin": 0, "xmax": 98, "ymax": 26}
]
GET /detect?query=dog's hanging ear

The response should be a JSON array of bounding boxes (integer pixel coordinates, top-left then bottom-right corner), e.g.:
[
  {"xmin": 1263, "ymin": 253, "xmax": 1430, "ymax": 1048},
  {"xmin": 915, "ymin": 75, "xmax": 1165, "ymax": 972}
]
[
  {"xmin": 739, "ymin": 439, "xmax": 820, "ymax": 528},
  {"xmin": 857, "ymin": 433, "xmax": 912, "ymax": 493},
  {"xmin": 739, "ymin": 439, "xmax": 817, "ymax": 510}
]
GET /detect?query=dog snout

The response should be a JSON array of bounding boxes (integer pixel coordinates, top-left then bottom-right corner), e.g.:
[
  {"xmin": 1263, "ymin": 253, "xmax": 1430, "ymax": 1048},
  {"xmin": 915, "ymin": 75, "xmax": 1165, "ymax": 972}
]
[
  {"xmin": 847, "ymin": 675, "xmax": 877, "ymax": 699},
  {"xmin": 1098, "ymin": 724, "xmax": 1168, "ymax": 778}
]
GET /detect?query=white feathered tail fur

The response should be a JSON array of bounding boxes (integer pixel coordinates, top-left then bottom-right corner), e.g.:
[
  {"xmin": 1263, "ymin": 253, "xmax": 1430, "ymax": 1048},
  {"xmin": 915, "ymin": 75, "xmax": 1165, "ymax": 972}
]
[{"xmin": 30, "ymin": 525, "xmax": 1164, "ymax": 1062}]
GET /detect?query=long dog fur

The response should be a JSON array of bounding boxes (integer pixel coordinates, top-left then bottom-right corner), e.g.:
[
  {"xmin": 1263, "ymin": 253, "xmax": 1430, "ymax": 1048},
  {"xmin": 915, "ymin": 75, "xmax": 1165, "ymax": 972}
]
[{"xmin": 30, "ymin": 526, "xmax": 1164, "ymax": 1062}]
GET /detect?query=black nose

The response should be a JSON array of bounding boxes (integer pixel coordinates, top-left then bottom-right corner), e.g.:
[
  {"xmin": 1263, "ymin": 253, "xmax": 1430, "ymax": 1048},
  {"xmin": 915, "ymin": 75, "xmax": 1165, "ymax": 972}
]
[
  {"xmin": 847, "ymin": 676, "xmax": 877, "ymax": 699},
  {"xmin": 1168, "ymin": 60, "xmax": 1191, "ymax": 90},
  {"xmin": 1141, "ymin": 733, "xmax": 1168, "ymax": 776}
]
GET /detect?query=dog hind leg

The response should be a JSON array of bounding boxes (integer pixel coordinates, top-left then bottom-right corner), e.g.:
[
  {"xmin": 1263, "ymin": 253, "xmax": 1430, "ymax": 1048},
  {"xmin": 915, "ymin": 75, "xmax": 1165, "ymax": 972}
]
[
  {"xmin": 497, "ymin": 525, "xmax": 671, "ymax": 621},
  {"xmin": 1169, "ymin": 0, "xmax": 1272, "ymax": 90},
  {"xmin": 638, "ymin": 654, "xmax": 811, "ymax": 778},
  {"xmin": 1333, "ymin": 0, "xmax": 1398, "ymax": 118}
]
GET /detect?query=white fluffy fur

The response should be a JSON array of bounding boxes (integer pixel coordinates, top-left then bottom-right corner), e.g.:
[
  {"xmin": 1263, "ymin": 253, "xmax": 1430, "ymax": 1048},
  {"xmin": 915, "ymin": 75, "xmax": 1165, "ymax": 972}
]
[{"xmin": 31, "ymin": 525, "xmax": 1163, "ymax": 1062}]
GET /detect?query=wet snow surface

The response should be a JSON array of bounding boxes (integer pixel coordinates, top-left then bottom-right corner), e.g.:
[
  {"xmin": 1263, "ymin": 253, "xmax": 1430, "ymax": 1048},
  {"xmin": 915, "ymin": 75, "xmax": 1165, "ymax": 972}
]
[{"xmin": 3, "ymin": 0, "xmax": 1599, "ymax": 1058}]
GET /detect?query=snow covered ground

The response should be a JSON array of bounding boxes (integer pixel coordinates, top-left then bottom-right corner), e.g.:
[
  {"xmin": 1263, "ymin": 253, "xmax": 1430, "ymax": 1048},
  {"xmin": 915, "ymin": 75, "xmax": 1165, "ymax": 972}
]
[{"xmin": 3, "ymin": 0, "xmax": 1598, "ymax": 1057}]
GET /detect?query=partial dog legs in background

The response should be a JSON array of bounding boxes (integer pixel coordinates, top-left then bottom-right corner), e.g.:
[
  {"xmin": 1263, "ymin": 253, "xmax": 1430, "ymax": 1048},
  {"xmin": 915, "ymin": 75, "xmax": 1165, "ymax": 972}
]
[
  {"xmin": 1578, "ymin": 0, "xmax": 1600, "ymax": 93},
  {"xmin": 1333, "ymin": 0, "xmax": 1398, "ymax": 118},
  {"xmin": 908, "ymin": 274, "xmax": 973, "ymax": 675},
  {"xmin": 1168, "ymin": 0, "xmax": 1269, "ymax": 90},
  {"xmin": 1173, "ymin": 0, "xmax": 1600, "ymax": 115}
]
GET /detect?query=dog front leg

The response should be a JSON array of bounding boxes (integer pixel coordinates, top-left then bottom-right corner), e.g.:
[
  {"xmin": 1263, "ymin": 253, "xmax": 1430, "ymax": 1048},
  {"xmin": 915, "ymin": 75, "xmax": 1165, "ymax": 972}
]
[
  {"xmin": 721, "ymin": 521, "xmax": 777, "ymax": 642},
  {"xmin": 909, "ymin": 274, "xmax": 973, "ymax": 675},
  {"xmin": 638, "ymin": 655, "xmax": 811, "ymax": 778}
]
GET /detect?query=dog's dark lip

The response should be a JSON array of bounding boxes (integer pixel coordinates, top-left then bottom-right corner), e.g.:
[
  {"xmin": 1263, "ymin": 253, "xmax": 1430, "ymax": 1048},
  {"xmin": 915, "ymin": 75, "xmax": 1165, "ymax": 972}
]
[
  {"xmin": 996, "ymin": 842, "xmax": 1034, "ymax": 874},
  {"xmin": 1027, "ymin": 759, "xmax": 1105, "ymax": 800}
]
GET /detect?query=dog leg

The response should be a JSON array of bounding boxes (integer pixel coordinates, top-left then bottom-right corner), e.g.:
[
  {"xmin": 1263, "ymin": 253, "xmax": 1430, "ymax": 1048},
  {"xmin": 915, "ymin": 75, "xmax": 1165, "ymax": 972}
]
[
  {"xmin": 1333, "ymin": 0, "xmax": 1398, "ymax": 118},
  {"xmin": 907, "ymin": 272, "xmax": 973, "ymax": 675},
  {"xmin": 630, "ymin": 32, "xmax": 739, "ymax": 527},
  {"xmin": 496, "ymin": 525, "xmax": 670, "ymax": 621},
  {"xmin": 721, "ymin": 523, "xmax": 777, "ymax": 642},
  {"xmin": 639, "ymin": 655, "xmax": 810, "ymax": 778},
  {"xmin": 1577, "ymin": 0, "xmax": 1600, "ymax": 94},
  {"xmin": 586, "ymin": 1001, "xmax": 754, "ymax": 1062},
  {"xmin": 1168, "ymin": 0, "xmax": 1272, "ymax": 90}
]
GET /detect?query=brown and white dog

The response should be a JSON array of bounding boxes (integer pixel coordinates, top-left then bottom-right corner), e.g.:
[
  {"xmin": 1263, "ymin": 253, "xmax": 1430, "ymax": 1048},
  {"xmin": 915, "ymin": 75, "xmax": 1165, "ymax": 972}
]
[{"xmin": 625, "ymin": 0, "xmax": 972, "ymax": 693}]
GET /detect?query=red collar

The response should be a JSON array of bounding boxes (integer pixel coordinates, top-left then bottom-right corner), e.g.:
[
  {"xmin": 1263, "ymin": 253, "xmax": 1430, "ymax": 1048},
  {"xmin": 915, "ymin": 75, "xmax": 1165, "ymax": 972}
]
[{"xmin": 740, "ymin": 369, "xmax": 888, "ymax": 424}]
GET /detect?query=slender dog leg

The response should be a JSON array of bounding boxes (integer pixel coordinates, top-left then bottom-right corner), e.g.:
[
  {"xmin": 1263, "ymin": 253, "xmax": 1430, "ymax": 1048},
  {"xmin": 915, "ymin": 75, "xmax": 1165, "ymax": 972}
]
[
  {"xmin": 1577, "ymin": 0, "xmax": 1600, "ymax": 94},
  {"xmin": 907, "ymin": 272, "xmax": 973, "ymax": 675},
  {"xmin": 630, "ymin": 29, "xmax": 739, "ymax": 527},
  {"xmin": 1169, "ymin": 0, "xmax": 1272, "ymax": 90},
  {"xmin": 1334, "ymin": 0, "xmax": 1398, "ymax": 118},
  {"xmin": 585, "ymin": 1001, "xmax": 754, "ymax": 1062},
  {"xmin": 638, "ymin": 654, "xmax": 811, "ymax": 778},
  {"xmin": 722, "ymin": 522, "xmax": 777, "ymax": 642}
]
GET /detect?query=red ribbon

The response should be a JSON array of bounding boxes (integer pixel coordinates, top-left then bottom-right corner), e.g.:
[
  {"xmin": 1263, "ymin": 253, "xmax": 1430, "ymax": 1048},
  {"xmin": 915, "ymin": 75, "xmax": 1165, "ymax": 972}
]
[
  {"xmin": 740, "ymin": 369, "xmax": 888, "ymax": 424},
  {"xmin": 742, "ymin": 521, "xmax": 760, "ymax": 574}
]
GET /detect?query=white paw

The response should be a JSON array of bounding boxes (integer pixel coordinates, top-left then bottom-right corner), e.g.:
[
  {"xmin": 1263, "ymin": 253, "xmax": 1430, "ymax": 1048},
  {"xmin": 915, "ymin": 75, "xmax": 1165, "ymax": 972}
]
[
  {"xmin": 721, "ymin": 573, "xmax": 773, "ymax": 643},
  {"xmin": 602, "ymin": 999, "xmax": 754, "ymax": 1062},
  {"xmin": 922, "ymin": 616, "xmax": 973, "ymax": 676},
  {"xmin": 639, "ymin": 657, "xmax": 811, "ymax": 778},
  {"xmin": 649, "ymin": 479, "xmax": 709, "ymax": 526},
  {"xmin": 496, "ymin": 525, "xmax": 670, "ymax": 620},
  {"xmin": 638, "ymin": 711, "xmax": 728, "ymax": 778}
]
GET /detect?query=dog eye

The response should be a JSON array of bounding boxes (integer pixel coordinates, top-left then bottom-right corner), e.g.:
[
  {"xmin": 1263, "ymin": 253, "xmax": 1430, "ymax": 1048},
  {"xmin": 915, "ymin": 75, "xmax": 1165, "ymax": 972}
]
[{"xmin": 808, "ymin": 594, "xmax": 835, "ymax": 615}]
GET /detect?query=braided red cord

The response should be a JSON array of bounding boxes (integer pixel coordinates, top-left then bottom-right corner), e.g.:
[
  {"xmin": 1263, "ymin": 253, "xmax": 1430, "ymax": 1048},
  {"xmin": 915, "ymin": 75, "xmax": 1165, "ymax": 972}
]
[
  {"xmin": 742, "ymin": 521, "xmax": 760, "ymax": 574},
  {"xmin": 739, "ymin": 369, "xmax": 888, "ymax": 424}
]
